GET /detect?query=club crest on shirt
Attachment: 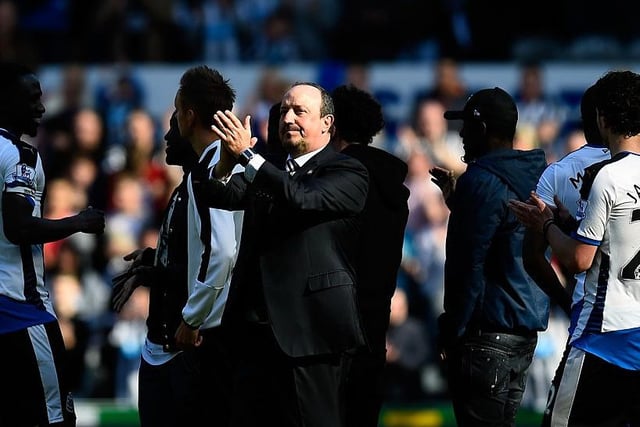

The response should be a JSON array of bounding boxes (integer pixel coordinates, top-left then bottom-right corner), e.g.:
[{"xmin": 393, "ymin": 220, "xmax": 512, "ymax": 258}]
[
  {"xmin": 576, "ymin": 198, "xmax": 588, "ymax": 221},
  {"xmin": 11, "ymin": 163, "xmax": 35, "ymax": 186}
]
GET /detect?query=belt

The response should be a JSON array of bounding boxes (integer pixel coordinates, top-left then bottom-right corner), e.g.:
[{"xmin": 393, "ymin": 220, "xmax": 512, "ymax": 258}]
[{"xmin": 465, "ymin": 326, "xmax": 537, "ymax": 339}]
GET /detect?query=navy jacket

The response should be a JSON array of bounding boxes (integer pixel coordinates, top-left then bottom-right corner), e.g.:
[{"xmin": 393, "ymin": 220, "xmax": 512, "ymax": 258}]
[{"xmin": 442, "ymin": 148, "xmax": 549, "ymax": 340}]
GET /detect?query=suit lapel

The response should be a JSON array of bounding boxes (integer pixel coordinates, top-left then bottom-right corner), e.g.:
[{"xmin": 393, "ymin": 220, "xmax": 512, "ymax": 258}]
[{"xmin": 294, "ymin": 144, "xmax": 336, "ymax": 178}]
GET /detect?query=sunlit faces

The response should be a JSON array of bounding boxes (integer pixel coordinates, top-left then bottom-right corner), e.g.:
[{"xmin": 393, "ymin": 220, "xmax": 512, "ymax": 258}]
[{"xmin": 278, "ymin": 84, "xmax": 333, "ymax": 157}]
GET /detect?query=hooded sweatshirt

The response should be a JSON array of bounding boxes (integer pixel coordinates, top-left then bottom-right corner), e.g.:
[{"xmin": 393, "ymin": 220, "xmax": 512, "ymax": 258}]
[
  {"xmin": 442, "ymin": 147, "xmax": 549, "ymax": 340},
  {"xmin": 342, "ymin": 143, "xmax": 410, "ymax": 350}
]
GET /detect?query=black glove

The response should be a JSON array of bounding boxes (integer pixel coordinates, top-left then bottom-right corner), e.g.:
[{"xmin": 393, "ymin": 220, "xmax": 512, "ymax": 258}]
[
  {"xmin": 111, "ymin": 266, "xmax": 157, "ymax": 312},
  {"xmin": 111, "ymin": 247, "xmax": 157, "ymax": 312}
]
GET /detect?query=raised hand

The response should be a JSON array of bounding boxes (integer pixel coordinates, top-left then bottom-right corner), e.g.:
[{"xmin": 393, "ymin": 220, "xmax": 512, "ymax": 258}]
[
  {"xmin": 211, "ymin": 110, "xmax": 257, "ymax": 157},
  {"xmin": 429, "ymin": 166, "xmax": 456, "ymax": 201}
]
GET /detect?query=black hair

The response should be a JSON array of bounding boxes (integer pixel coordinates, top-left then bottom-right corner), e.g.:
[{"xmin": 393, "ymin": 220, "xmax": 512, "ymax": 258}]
[
  {"xmin": 179, "ymin": 65, "xmax": 236, "ymax": 129},
  {"xmin": 331, "ymin": 84, "xmax": 384, "ymax": 145},
  {"xmin": 594, "ymin": 70, "xmax": 640, "ymax": 138},
  {"xmin": 580, "ymin": 84, "xmax": 603, "ymax": 145}
]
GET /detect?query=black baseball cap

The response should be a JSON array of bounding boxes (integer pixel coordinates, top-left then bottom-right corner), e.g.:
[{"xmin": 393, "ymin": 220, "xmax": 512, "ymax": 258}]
[{"xmin": 444, "ymin": 87, "xmax": 518, "ymax": 131}]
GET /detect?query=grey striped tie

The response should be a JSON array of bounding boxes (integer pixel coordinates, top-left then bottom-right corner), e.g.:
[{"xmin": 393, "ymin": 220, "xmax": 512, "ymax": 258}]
[{"xmin": 286, "ymin": 158, "xmax": 299, "ymax": 175}]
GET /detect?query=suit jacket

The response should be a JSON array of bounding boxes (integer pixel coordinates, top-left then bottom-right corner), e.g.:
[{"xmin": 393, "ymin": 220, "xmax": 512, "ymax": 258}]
[
  {"xmin": 341, "ymin": 144, "xmax": 409, "ymax": 352},
  {"xmin": 197, "ymin": 144, "xmax": 369, "ymax": 358}
]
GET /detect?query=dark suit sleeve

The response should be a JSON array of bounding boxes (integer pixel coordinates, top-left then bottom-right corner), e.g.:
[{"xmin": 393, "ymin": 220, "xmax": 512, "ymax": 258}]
[
  {"xmin": 253, "ymin": 156, "xmax": 369, "ymax": 215},
  {"xmin": 192, "ymin": 172, "xmax": 249, "ymax": 210}
]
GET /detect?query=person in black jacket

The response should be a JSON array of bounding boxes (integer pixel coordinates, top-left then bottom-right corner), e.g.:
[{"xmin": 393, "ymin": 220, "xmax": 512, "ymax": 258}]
[
  {"xmin": 112, "ymin": 66, "xmax": 243, "ymax": 427},
  {"xmin": 330, "ymin": 84, "xmax": 410, "ymax": 427},
  {"xmin": 195, "ymin": 82, "xmax": 368, "ymax": 427},
  {"xmin": 111, "ymin": 110, "xmax": 201, "ymax": 426},
  {"xmin": 430, "ymin": 87, "xmax": 549, "ymax": 426}
]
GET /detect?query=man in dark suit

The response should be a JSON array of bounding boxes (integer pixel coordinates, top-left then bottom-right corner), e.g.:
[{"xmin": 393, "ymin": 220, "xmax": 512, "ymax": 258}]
[
  {"xmin": 194, "ymin": 82, "xmax": 369, "ymax": 427},
  {"xmin": 331, "ymin": 84, "xmax": 410, "ymax": 427}
]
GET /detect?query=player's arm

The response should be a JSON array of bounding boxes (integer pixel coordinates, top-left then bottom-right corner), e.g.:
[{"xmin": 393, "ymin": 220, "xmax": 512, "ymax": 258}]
[
  {"xmin": 2, "ymin": 192, "xmax": 105, "ymax": 245},
  {"xmin": 509, "ymin": 191, "xmax": 597, "ymax": 274},
  {"xmin": 522, "ymin": 228, "xmax": 571, "ymax": 315},
  {"xmin": 545, "ymin": 223, "xmax": 597, "ymax": 273}
]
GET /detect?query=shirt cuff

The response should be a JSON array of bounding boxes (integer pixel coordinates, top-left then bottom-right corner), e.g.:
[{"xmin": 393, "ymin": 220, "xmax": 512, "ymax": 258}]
[{"xmin": 244, "ymin": 154, "xmax": 266, "ymax": 183}]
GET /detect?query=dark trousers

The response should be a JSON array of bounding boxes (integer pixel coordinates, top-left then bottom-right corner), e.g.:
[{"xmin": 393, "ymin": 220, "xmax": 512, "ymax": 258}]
[
  {"xmin": 138, "ymin": 326, "xmax": 232, "ymax": 427},
  {"xmin": 0, "ymin": 321, "xmax": 76, "ymax": 427},
  {"xmin": 198, "ymin": 325, "xmax": 233, "ymax": 426},
  {"xmin": 445, "ymin": 331, "xmax": 537, "ymax": 427},
  {"xmin": 546, "ymin": 346, "xmax": 640, "ymax": 426},
  {"xmin": 345, "ymin": 348, "xmax": 386, "ymax": 427},
  {"xmin": 138, "ymin": 350, "xmax": 202, "ymax": 427},
  {"xmin": 228, "ymin": 322, "xmax": 350, "ymax": 427}
]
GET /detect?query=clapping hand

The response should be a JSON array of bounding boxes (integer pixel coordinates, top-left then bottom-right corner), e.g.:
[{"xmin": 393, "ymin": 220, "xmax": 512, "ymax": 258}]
[
  {"xmin": 507, "ymin": 191, "xmax": 554, "ymax": 233},
  {"xmin": 429, "ymin": 166, "xmax": 456, "ymax": 202},
  {"xmin": 211, "ymin": 110, "xmax": 258, "ymax": 157},
  {"xmin": 553, "ymin": 195, "xmax": 579, "ymax": 233}
]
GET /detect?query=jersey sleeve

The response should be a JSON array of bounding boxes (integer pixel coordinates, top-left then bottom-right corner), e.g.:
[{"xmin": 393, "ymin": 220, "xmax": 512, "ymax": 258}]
[
  {"xmin": 575, "ymin": 169, "xmax": 613, "ymax": 246},
  {"xmin": 536, "ymin": 163, "xmax": 557, "ymax": 208},
  {"xmin": 1, "ymin": 143, "xmax": 38, "ymax": 205}
]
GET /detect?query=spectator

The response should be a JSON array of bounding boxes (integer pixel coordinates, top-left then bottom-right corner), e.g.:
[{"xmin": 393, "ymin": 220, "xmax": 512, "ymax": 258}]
[
  {"xmin": 396, "ymin": 98, "xmax": 466, "ymax": 176},
  {"xmin": 385, "ymin": 288, "xmax": 430, "ymax": 403},
  {"xmin": 412, "ymin": 58, "xmax": 470, "ymax": 133}
]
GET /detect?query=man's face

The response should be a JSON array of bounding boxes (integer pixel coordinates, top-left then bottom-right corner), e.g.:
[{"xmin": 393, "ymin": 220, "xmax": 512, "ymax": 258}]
[
  {"xmin": 164, "ymin": 111, "xmax": 194, "ymax": 166},
  {"xmin": 18, "ymin": 74, "xmax": 45, "ymax": 137},
  {"xmin": 278, "ymin": 85, "xmax": 332, "ymax": 157}
]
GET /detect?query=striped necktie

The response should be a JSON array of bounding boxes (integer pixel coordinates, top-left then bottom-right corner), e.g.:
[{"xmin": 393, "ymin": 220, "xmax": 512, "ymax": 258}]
[{"xmin": 286, "ymin": 158, "xmax": 299, "ymax": 175}]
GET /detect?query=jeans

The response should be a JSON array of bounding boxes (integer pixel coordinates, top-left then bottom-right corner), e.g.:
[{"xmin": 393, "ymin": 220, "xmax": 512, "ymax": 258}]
[{"xmin": 445, "ymin": 331, "xmax": 537, "ymax": 427}]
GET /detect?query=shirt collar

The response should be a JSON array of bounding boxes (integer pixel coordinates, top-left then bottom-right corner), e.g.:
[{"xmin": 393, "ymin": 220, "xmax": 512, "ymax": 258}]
[{"xmin": 287, "ymin": 143, "xmax": 327, "ymax": 168}]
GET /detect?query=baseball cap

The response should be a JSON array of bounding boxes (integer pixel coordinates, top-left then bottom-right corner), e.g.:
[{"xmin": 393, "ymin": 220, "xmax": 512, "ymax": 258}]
[{"xmin": 444, "ymin": 87, "xmax": 518, "ymax": 131}]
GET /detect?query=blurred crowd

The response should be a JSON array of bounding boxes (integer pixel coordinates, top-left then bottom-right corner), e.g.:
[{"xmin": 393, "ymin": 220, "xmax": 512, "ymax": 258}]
[
  {"xmin": 1, "ymin": 0, "xmax": 640, "ymax": 68},
  {"xmin": 18, "ymin": 58, "xmax": 580, "ymax": 410}
]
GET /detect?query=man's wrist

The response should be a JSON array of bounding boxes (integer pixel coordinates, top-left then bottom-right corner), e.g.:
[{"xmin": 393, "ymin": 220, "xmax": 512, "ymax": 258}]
[
  {"xmin": 237, "ymin": 148, "xmax": 256, "ymax": 166},
  {"xmin": 542, "ymin": 218, "xmax": 556, "ymax": 241}
]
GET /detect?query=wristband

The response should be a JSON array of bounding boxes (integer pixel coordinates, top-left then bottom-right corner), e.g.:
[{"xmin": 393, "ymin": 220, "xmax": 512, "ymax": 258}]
[{"xmin": 542, "ymin": 218, "xmax": 556, "ymax": 241}]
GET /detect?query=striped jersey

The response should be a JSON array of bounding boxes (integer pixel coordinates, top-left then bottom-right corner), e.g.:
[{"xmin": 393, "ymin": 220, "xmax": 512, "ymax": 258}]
[
  {"xmin": 536, "ymin": 144, "xmax": 610, "ymax": 306},
  {"xmin": 0, "ymin": 129, "xmax": 54, "ymax": 334},
  {"xmin": 570, "ymin": 151, "xmax": 640, "ymax": 370}
]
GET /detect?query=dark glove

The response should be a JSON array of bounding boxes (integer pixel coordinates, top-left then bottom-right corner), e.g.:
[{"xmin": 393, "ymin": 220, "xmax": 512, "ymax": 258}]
[
  {"xmin": 77, "ymin": 207, "xmax": 105, "ymax": 234},
  {"xmin": 111, "ymin": 265, "xmax": 157, "ymax": 312},
  {"xmin": 111, "ymin": 247, "xmax": 157, "ymax": 312}
]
